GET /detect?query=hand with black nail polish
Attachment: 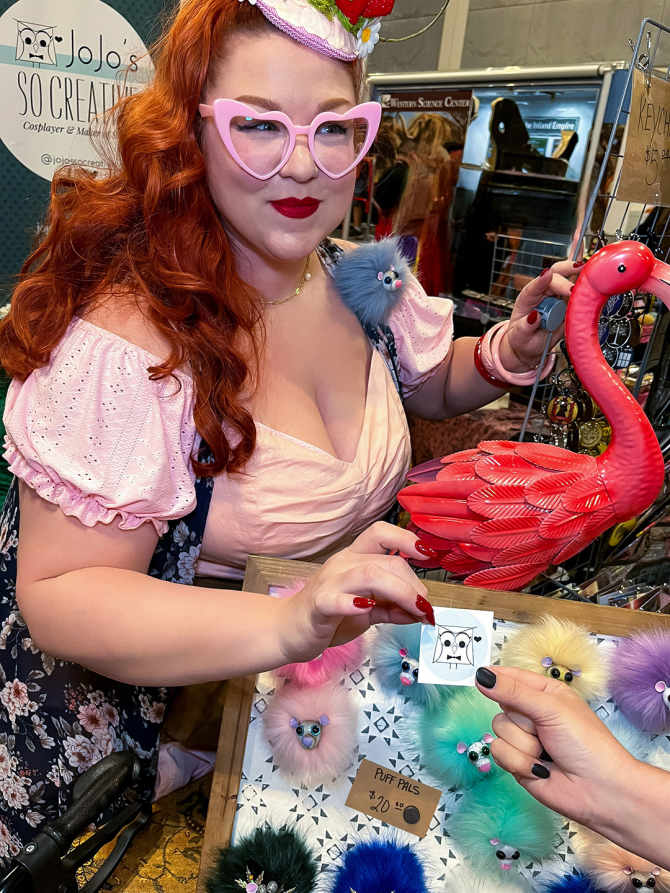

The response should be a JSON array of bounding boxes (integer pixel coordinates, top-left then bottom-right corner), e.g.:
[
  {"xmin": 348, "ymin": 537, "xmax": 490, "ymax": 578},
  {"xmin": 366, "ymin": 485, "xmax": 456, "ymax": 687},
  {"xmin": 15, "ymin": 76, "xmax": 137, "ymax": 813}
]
[{"xmin": 474, "ymin": 664, "xmax": 670, "ymax": 871}]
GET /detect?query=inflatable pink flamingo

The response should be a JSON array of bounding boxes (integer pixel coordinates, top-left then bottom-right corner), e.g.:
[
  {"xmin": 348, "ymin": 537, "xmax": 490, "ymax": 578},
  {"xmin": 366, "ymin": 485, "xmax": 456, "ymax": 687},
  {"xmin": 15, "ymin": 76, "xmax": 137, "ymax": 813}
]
[{"xmin": 398, "ymin": 241, "xmax": 670, "ymax": 590}]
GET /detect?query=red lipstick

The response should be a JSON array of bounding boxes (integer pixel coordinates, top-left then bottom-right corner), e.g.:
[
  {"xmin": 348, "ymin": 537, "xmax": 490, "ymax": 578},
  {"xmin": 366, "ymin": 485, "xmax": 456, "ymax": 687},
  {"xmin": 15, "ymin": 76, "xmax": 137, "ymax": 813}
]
[{"xmin": 270, "ymin": 197, "xmax": 321, "ymax": 219}]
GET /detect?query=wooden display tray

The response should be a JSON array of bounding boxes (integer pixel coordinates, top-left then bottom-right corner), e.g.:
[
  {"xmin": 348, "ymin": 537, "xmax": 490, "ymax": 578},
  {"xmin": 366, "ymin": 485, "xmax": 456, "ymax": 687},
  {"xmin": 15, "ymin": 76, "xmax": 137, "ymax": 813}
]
[{"xmin": 195, "ymin": 555, "xmax": 670, "ymax": 892}]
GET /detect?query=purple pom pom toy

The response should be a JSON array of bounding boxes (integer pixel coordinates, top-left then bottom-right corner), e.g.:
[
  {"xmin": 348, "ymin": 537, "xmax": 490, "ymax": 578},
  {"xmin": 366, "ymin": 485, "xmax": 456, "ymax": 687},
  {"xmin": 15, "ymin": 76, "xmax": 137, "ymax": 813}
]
[{"xmin": 610, "ymin": 630, "xmax": 670, "ymax": 733}]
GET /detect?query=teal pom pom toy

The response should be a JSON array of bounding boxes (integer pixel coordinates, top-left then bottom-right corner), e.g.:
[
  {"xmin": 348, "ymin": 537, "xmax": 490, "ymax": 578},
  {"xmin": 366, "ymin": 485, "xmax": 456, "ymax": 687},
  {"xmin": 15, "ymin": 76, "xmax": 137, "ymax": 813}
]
[
  {"xmin": 418, "ymin": 688, "xmax": 499, "ymax": 789},
  {"xmin": 331, "ymin": 237, "xmax": 411, "ymax": 329},
  {"xmin": 374, "ymin": 624, "xmax": 446, "ymax": 708},
  {"xmin": 449, "ymin": 775, "xmax": 560, "ymax": 878},
  {"xmin": 205, "ymin": 824, "xmax": 317, "ymax": 893}
]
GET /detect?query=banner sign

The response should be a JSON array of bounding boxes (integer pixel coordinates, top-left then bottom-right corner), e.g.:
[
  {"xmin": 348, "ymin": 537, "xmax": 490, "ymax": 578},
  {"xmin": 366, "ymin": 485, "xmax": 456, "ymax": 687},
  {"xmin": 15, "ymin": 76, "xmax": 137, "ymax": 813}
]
[{"xmin": 0, "ymin": 0, "xmax": 153, "ymax": 180}]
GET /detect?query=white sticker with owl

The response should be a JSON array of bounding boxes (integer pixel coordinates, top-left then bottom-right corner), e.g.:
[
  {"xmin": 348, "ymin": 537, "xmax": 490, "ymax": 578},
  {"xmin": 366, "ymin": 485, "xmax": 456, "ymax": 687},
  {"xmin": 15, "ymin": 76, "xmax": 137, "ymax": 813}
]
[{"xmin": 418, "ymin": 607, "xmax": 494, "ymax": 686}]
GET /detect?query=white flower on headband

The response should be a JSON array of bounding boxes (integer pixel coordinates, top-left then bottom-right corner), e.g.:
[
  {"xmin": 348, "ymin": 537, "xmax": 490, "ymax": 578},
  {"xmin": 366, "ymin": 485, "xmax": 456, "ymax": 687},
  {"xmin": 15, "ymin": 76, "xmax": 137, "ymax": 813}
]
[
  {"xmin": 238, "ymin": 0, "xmax": 257, "ymax": 5},
  {"xmin": 356, "ymin": 18, "xmax": 381, "ymax": 57}
]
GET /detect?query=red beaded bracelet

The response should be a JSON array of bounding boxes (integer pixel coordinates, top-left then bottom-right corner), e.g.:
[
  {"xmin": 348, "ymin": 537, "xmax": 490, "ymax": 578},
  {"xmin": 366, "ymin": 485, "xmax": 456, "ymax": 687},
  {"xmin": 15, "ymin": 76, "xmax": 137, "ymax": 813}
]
[{"xmin": 473, "ymin": 334, "xmax": 507, "ymax": 388}]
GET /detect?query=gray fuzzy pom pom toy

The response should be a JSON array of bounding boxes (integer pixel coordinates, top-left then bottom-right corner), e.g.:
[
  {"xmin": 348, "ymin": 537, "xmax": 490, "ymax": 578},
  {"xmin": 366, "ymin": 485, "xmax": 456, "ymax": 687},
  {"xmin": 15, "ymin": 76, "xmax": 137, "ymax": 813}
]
[{"xmin": 332, "ymin": 237, "xmax": 411, "ymax": 328}]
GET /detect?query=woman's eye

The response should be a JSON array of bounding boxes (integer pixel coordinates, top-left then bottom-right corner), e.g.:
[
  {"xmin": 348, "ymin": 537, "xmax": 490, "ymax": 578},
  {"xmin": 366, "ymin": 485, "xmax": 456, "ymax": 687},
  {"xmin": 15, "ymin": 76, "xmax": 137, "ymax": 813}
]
[
  {"xmin": 236, "ymin": 119, "xmax": 279, "ymax": 132},
  {"xmin": 401, "ymin": 661, "xmax": 410, "ymax": 671},
  {"xmin": 318, "ymin": 122, "xmax": 348, "ymax": 136}
]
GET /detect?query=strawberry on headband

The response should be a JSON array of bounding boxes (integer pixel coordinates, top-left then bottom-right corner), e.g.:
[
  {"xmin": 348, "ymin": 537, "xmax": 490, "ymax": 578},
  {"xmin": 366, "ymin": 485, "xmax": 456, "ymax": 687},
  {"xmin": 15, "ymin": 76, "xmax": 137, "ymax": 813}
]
[{"xmin": 238, "ymin": 0, "xmax": 396, "ymax": 59}]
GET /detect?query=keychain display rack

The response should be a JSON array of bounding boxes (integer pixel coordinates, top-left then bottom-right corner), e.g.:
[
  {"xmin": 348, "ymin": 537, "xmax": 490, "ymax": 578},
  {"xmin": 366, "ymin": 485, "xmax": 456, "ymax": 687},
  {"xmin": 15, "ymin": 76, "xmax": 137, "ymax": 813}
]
[{"xmin": 519, "ymin": 18, "xmax": 670, "ymax": 601}]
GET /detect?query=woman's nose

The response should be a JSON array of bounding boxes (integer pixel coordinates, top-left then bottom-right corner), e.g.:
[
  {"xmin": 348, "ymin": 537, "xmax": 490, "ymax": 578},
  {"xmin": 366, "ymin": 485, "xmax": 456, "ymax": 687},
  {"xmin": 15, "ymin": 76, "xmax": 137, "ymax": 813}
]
[{"xmin": 279, "ymin": 135, "xmax": 318, "ymax": 182}]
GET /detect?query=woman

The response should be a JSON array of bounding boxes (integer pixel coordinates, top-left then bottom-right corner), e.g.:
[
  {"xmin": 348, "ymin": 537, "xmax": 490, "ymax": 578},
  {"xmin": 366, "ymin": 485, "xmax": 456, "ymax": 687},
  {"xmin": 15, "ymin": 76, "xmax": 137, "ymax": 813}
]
[{"xmin": 0, "ymin": 0, "xmax": 571, "ymax": 855}]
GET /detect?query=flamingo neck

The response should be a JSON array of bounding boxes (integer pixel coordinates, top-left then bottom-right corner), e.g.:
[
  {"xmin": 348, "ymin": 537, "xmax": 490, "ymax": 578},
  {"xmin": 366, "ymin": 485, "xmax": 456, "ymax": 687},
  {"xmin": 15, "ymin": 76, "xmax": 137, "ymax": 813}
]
[{"xmin": 565, "ymin": 279, "xmax": 664, "ymax": 519}]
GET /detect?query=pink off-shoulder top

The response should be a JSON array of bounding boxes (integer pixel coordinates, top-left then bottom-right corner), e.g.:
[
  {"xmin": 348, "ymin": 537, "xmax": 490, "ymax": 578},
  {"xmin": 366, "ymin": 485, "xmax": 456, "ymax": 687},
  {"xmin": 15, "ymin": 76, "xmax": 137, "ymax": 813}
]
[{"xmin": 3, "ymin": 274, "xmax": 453, "ymax": 579}]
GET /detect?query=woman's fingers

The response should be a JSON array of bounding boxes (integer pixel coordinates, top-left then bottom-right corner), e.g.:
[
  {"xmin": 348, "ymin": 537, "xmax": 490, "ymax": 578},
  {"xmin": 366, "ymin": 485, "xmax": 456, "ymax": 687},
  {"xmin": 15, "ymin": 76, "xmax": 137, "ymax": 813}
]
[
  {"xmin": 490, "ymin": 734, "xmax": 552, "ymax": 782},
  {"xmin": 492, "ymin": 711, "xmax": 543, "ymax": 759},
  {"xmin": 475, "ymin": 665, "xmax": 567, "ymax": 722},
  {"xmin": 312, "ymin": 563, "xmax": 429, "ymax": 626},
  {"xmin": 348, "ymin": 521, "xmax": 425, "ymax": 561}
]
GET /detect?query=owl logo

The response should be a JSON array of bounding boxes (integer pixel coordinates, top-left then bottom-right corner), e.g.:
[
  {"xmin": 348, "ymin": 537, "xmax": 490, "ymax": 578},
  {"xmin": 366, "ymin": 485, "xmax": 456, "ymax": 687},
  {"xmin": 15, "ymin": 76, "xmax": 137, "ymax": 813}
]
[
  {"xmin": 433, "ymin": 625, "xmax": 477, "ymax": 667},
  {"xmin": 15, "ymin": 20, "xmax": 62, "ymax": 67}
]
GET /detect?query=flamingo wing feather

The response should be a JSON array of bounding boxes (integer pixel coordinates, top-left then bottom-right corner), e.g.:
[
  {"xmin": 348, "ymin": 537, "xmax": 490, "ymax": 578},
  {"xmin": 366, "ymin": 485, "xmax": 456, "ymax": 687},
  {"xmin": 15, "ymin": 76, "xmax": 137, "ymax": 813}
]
[
  {"xmin": 412, "ymin": 514, "xmax": 480, "ymax": 541},
  {"xmin": 525, "ymin": 471, "xmax": 590, "ymax": 510},
  {"xmin": 474, "ymin": 454, "xmax": 544, "ymax": 487},
  {"xmin": 538, "ymin": 505, "xmax": 587, "ymax": 541},
  {"xmin": 560, "ymin": 476, "xmax": 612, "ymax": 514},
  {"xmin": 467, "ymin": 484, "xmax": 545, "ymax": 519},
  {"xmin": 464, "ymin": 562, "xmax": 547, "ymax": 591},
  {"xmin": 515, "ymin": 441, "xmax": 598, "ymax": 474},
  {"xmin": 472, "ymin": 515, "xmax": 552, "ymax": 549}
]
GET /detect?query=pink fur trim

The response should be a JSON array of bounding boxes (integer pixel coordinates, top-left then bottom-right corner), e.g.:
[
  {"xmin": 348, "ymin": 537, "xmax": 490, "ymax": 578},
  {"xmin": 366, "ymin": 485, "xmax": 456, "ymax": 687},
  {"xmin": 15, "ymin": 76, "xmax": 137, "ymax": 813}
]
[{"xmin": 264, "ymin": 683, "xmax": 357, "ymax": 786}]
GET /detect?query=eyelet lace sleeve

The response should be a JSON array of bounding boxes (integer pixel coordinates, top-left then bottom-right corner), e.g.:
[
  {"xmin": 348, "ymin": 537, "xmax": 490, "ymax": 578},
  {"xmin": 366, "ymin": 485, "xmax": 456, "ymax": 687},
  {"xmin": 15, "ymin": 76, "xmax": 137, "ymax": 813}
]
[
  {"xmin": 3, "ymin": 318, "xmax": 197, "ymax": 536},
  {"xmin": 386, "ymin": 274, "xmax": 454, "ymax": 398}
]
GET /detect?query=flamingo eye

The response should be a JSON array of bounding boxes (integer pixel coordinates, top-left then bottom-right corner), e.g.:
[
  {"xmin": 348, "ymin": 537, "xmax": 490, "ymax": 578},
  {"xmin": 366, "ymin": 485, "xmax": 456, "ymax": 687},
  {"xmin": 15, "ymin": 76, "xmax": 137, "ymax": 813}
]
[{"xmin": 618, "ymin": 264, "xmax": 627, "ymax": 273}]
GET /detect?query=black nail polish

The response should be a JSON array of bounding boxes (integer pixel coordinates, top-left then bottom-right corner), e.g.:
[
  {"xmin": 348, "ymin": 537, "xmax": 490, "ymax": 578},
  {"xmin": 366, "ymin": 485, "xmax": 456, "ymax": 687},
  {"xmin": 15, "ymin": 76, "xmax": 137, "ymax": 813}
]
[
  {"xmin": 532, "ymin": 763, "xmax": 551, "ymax": 779},
  {"xmin": 476, "ymin": 667, "xmax": 496, "ymax": 689},
  {"xmin": 539, "ymin": 748, "xmax": 553, "ymax": 763}
]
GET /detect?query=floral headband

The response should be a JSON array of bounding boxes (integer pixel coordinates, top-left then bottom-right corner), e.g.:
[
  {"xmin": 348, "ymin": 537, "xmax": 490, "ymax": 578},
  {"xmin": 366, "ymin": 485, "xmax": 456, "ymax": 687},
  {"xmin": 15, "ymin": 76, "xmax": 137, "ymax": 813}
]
[{"xmin": 239, "ymin": 0, "xmax": 395, "ymax": 59}]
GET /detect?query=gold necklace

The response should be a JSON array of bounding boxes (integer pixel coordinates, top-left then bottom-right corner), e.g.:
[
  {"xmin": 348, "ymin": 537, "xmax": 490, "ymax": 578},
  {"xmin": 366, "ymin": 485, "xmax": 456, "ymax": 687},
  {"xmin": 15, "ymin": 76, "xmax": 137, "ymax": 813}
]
[{"xmin": 263, "ymin": 256, "xmax": 312, "ymax": 307}]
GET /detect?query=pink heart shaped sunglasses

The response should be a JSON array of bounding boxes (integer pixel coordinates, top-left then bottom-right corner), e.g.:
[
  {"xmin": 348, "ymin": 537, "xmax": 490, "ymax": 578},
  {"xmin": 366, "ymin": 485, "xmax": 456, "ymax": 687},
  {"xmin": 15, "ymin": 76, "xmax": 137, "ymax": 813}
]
[{"xmin": 199, "ymin": 98, "xmax": 382, "ymax": 180}]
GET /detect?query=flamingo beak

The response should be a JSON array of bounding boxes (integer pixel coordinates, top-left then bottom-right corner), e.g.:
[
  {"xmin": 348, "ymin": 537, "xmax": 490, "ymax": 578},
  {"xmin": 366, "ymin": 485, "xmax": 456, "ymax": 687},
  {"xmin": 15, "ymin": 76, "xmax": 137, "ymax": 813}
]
[{"xmin": 642, "ymin": 259, "xmax": 670, "ymax": 310}]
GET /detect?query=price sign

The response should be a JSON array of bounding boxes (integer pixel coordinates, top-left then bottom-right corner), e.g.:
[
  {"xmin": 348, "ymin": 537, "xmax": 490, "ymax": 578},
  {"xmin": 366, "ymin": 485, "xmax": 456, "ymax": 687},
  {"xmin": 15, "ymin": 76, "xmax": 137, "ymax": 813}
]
[{"xmin": 345, "ymin": 758, "xmax": 441, "ymax": 838}]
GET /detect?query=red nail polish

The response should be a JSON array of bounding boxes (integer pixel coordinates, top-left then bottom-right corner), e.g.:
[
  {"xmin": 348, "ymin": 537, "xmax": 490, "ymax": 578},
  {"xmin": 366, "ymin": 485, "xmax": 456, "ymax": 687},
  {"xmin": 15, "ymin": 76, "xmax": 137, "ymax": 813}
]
[
  {"xmin": 416, "ymin": 594, "xmax": 435, "ymax": 626},
  {"xmin": 416, "ymin": 541, "xmax": 439, "ymax": 559},
  {"xmin": 353, "ymin": 597, "xmax": 375, "ymax": 609},
  {"xmin": 541, "ymin": 267, "xmax": 551, "ymax": 276},
  {"xmin": 573, "ymin": 258, "xmax": 586, "ymax": 267},
  {"xmin": 527, "ymin": 310, "xmax": 539, "ymax": 325}
]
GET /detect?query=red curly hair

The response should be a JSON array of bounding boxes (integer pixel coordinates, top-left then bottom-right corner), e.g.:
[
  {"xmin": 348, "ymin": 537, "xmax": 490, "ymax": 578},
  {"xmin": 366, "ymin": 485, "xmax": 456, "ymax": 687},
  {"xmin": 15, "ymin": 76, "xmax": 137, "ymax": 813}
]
[{"xmin": 0, "ymin": 0, "xmax": 349, "ymax": 477}]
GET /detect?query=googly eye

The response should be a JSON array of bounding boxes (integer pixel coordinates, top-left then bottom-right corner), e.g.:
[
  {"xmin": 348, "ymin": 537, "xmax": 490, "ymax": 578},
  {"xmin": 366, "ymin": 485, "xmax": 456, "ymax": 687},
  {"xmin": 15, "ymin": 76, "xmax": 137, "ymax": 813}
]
[
  {"xmin": 412, "ymin": 667, "xmax": 419, "ymax": 679},
  {"xmin": 311, "ymin": 724, "xmax": 321, "ymax": 735},
  {"xmin": 401, "ymin": 660, "xmax": 410, "ymax": 672},
  {"xmin": 295, "ymin": 725, "xmax": 304, "ymax": 736},
  {"xmin": 632, "ymin": 879, "xmax": 643, "ymax": 889},
  {"xmin": 481, "ymin": 745, "xmax": 490, "ymax": 756},
  {"xmin": 468, "ymin": 751, "xmax": 479, "ymax": 762},
  {"xmin": 496, "ymin": 851, "xmax": 505, "ymax": 860},
  {"xmin": 565, "ymin": 671, "xmax": 573, "ymax": 683},
  {"xmin": 512, "ymin": 851, "xmax": 520, "ymax": 860},
  {"xmin": 550, "ymin": 667, "xmax": 561, "ymax": 679},
  {"xmin": 647, "ymin": 879, "xmax": 656, "ymax": 888}
]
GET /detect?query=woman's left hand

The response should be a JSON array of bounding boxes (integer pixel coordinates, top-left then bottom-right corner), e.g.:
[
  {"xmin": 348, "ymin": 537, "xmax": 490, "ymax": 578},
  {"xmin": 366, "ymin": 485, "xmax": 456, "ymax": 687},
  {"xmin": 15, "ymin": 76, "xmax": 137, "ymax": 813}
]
[{"xmin": 499, "ymin": 258, "xmax": 583, "ymax": 373}]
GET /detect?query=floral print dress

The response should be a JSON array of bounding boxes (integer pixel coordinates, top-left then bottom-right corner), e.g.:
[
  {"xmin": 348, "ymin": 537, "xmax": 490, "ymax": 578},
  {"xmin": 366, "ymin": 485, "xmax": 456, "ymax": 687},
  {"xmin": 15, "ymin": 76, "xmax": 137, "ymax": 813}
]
[{"xmin": 0, "ymin": 464, "xmax": 214, "ymax": 865}]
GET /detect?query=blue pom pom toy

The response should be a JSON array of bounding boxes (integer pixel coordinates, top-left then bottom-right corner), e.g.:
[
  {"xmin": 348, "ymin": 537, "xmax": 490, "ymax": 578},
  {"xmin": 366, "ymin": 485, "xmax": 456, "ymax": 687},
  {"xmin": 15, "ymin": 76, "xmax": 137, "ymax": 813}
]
[
  {"xmin": 330, "ymin": 839, "xmax": 428, "ymax": 893},
  {"xmin": 449, "ymin": 775, "xmax": 560, "ymax": 879},
  {"xmin": 418, "ymin": 688, "xmax": 499, "ymax": 789},
  {"xmin": 332, "ymin": 237, "xmax": 411, "ymax": 328},
  {"xmin": 374, "ymin": 624, "xmax": 447, "ymax": 708},
  {"xmin": 542, "ymin": 872, "xmax": 602, "ymax": 893}
]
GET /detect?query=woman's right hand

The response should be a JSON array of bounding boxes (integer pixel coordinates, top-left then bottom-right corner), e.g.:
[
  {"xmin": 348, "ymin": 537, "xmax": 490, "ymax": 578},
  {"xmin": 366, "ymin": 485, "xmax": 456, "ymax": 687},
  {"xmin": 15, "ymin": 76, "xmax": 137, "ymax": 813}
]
[{"xmin": 277, "ymin": 521, "xmax": 435, "ymax": 663}]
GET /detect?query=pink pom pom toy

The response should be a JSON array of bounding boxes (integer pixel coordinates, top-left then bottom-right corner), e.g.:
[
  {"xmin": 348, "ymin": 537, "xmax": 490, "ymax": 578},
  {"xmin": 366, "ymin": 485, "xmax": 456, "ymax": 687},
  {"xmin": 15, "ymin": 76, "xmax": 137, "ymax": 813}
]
[
  {"xmin": 610, "ymin": 630, "xmax": 670, "ymax": 733},
  {"xmin": 263, "ymin": 682, "xmax": 357, "ymax": 786}
]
